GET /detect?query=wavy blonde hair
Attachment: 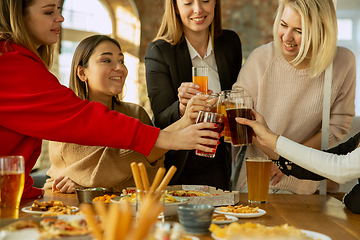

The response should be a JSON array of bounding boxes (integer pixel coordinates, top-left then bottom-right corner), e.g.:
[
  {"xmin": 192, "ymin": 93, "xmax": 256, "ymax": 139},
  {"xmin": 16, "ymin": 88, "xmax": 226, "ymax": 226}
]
[
  {"xmin": 155, "ymin": 0, "xmax": 222, "ymax": 45},
  {"xmin": 273, "ymin": 0, "xmax": 337, "ymax": 77},
  {"xmin": 0, "ymin": 0, "xmax": 56, "ymax": 69}
]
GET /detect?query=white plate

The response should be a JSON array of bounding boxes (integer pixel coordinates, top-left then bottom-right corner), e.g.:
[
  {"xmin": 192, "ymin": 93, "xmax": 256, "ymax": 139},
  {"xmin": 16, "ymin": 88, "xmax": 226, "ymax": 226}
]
[
  {"xmin": 211, "ymin": 230, "xmax": 332, "ymax": 240},
  {"xmin": 21, "ymin": 206, "xmax": 79, "ymax": 216},
  {"xmin": 214, "ymin": 207, "xmax": 266, "ymax": 218},
  {"xmin": 183, "ymin": 235, "xmax": 200, "ymax": 240},
  {"xmin": 212, "ymin": 215, "xmax": 238, "ymax": 225}
]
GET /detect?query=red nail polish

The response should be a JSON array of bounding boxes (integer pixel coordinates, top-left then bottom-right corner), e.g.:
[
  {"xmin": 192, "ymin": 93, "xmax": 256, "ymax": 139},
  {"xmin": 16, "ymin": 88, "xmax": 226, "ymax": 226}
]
[
  {"xmin": 212, "ymin": 149, "xmax": 216, "ymax": 152},
  {"xmin": 217, "ymin": 141, "xmax": 220, "ymax": 144},
  {"xmin": 214, "ymin": 124, "xmax": 218, "ymax": 127}
]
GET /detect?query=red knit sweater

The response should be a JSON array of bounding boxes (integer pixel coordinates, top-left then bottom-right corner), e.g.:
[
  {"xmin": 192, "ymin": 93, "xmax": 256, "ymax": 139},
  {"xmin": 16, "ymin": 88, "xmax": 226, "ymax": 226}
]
[{"xmin": 0, "ymin": 41, "xmax": 160, "ymax": 198}]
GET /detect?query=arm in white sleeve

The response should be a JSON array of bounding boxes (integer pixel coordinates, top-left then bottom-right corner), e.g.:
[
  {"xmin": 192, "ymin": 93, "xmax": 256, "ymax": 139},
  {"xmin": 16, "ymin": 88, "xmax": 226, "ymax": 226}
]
[{"xmin": 276, "ymin": 136, "xmax": 360, "ymax": 184}]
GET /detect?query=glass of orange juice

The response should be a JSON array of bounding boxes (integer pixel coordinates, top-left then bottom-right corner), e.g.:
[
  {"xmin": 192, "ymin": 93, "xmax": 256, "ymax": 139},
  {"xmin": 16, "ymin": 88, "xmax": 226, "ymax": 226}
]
[{"xmin": 192, "ymin": 66, "xmax": 208, "ymax": 94}]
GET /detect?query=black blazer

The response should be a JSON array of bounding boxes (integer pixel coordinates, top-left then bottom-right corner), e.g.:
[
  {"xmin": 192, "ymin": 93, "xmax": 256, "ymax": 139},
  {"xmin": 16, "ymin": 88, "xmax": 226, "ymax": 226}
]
[{"xmin": 145, "ymin": 30, "xmax": 242, "ymax": 190}]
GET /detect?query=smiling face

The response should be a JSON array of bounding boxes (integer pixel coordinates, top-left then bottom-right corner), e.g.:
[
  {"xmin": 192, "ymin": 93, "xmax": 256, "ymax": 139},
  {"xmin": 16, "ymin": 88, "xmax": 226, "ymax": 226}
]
[
  {"xmin": 176, "ymin": 0, "xmax": 216, "ymax": 37},
  {"xmin": 81, "ymin": 40, "xmax": 128, "ymax": 106},
  {"xmin": 23, "ymin": 0, "xmax": 64, "ymax": 49},
  {"xmin": 277, "ymin": 5, "xmax": 303, "ymax": 63}
]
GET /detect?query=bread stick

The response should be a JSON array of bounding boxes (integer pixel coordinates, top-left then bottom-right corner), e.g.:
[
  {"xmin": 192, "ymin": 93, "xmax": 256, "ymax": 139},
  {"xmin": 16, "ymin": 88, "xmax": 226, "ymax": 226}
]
[
  {"xmin": 149, "ymin": 167, "xmax": 165, "ymax": 192},
  {"xmin": 117, "ymin": 201, "xmax": 132, "ymax": 240},
  {"xmin": 80, "ymin": 204, "xmax": 103, "ymax": 240},
  {"xmin": 138, "ymin": 163, "xmax": 150, "ymax": 191},
  {"xmin": 130, "ymin": 162, "xmax": 144, "ymax": 191},
  {"xmin": 104, "ymin": 203, "xmax": 119, "ymax": 240},
  {"xmin": 156, "ymin": 165, "xmax": 177, "ymax": 192}
]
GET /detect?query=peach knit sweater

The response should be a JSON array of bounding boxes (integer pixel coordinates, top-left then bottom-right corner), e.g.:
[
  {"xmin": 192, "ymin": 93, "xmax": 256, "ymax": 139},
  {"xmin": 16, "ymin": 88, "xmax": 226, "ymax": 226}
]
[{"xmin": 233, "ymin": 42, "xmax": 356, "ymax": 194}]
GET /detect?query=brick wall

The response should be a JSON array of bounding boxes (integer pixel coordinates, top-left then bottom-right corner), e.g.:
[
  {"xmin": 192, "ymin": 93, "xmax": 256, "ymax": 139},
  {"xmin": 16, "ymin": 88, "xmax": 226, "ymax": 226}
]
[{"xmin": 134, "ymin": 0, "xmax": 278, "ymax": 61}]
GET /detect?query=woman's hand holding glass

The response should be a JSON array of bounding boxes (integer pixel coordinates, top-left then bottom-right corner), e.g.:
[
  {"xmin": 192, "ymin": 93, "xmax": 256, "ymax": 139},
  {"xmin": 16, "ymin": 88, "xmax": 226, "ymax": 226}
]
[
  {"xmin": 235, "ymin": 109, "xmax": 279, "ymax": 151},
  {"xmin": 182, "ymin": 94, "xmax": 211, "ymax": 124}
]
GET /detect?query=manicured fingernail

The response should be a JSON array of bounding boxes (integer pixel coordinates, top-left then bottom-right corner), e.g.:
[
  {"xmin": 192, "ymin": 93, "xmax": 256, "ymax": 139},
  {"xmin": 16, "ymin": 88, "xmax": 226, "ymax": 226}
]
[
  {"xmin": 214, "ymin": 124, "xmax": 218, "ymax": 127},
  {"xmin": 212, "ymin": 149, "xmax": 216, "ymax": 152},
  {"xmin": 217, "ymin": 141, "xmax": 220, "ymax": 144}
]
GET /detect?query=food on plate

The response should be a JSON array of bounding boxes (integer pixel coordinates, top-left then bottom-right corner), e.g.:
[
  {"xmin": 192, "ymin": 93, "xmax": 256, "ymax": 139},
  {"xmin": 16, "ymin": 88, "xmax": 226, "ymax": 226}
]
[
  {"xmin": 122, "ymin": 188, "xmax": 137, "ymax": 195},
  {"xmin": 118, "ymin": 191, "xmax": 179, "ymax": 203},
  {"xmin": 39, "ymin": 218, "xmax": 90, "ymax": 238},
  {"xmin": 219, "ymin": 204, "xmax": 259, "ymax": 214},
  {"xmin": 168, "ymin": 190, "xmax": 212, "ymax": 197},
  {"xmin": 1, "ymin": 220, "xmax": 39, "ymax": 231},
  {"xmin": 29, "ymin": 200, "xmax": 76, "ymax": 215},
  {"xmin": 92, "ymin": 194, "xmax": 117, "ymax": 203},
  {"xmin": 212, "ymin": 213, "xmax": 231, "ymax": 222},
  {"xmin": 0, "ymin": 218, "xmax": 91, "ymax": 239},
  {"xmin": 210, "ymin": 222, "xmax": 316, "ymax": 240}
]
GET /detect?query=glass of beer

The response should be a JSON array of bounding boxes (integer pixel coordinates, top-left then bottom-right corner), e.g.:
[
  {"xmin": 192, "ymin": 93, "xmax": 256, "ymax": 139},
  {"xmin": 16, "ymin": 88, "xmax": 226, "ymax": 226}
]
[
  {"xmin": 192, "ymin": 66, "xmax": 208, "ymax": 94},
  {"xmin": 246, "ymin": 157, "xmax": 272, "ymax": 203},
  {"xmin": 0, "ymin": 156, "xmax": 25, "ymax": 219},
  {"xmin": 195, "ymin": 111, "xmax": 224, "ymax": 158},
  {"xmin": 218, "ymin": 90, "xmax": 241, "ymax": 143},
  {"xmin": 224, "ymin": 90, "xmax": 254, "ymax": 146}
]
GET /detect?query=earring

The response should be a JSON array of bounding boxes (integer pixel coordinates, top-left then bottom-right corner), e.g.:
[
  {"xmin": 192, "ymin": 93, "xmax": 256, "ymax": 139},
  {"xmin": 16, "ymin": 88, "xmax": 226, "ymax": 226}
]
[{"xmin": 85, "ymin": 81, "xmax": 89, "ymax": 100}]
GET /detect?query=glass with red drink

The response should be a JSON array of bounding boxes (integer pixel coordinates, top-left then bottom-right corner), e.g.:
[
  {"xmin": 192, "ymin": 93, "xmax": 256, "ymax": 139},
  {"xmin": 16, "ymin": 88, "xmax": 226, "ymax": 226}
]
[
  {"xmin": 224, "ymin": 91, "xmax": 254, "ymax": 146},
  {"xmin": 195, "ymin": 111, "xmax": 224, "ymax": 158}
]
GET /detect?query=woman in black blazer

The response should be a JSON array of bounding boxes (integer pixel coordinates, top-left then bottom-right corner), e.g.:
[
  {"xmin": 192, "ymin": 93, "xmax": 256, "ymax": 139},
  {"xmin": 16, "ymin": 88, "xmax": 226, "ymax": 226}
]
[{"xmin": 145, "ymin": 0, "xmax": 242, "ymax": 190}]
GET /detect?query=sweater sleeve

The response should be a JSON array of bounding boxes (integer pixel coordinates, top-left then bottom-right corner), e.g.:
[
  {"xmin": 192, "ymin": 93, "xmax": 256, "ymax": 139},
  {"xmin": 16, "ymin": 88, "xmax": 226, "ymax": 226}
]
[
  {"xmin": 0, "ymin": 46, "xmax": 159, "ymax": 156},
  {"xmin": 327, "ymin": 47, "xmax": 356, "ymax": 146},
  {"xmin": 276, "ymin": 136, "xmax": 360, "ymax": 184}
]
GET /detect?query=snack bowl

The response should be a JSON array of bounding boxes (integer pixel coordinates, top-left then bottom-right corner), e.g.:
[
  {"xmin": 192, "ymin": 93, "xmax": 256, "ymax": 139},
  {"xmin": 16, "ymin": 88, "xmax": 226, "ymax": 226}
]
[
  {"xmin": 74, "ymin": 187, "xmax": 110, "ymax": 203},
  {"xmin": 178, "ymin": 204, "xmax": 215, "ymax": 235}
]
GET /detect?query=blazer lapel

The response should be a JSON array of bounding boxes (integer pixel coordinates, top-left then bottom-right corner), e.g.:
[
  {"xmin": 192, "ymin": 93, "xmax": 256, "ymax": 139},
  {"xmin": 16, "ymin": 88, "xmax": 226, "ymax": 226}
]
[
  {"xmin": 214, "ymin": 39, "xmax": 232, "ymax": 90},
  {"xmin": 176, "ymin": 40, "xmax": 193, "ymax": 88}
]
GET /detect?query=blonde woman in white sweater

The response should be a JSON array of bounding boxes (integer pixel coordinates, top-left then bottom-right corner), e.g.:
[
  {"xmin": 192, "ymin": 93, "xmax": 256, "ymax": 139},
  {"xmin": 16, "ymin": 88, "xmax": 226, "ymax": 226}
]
[{"xmin": 232, "ymin": 0, "xmax": 356, "ymax": 194}]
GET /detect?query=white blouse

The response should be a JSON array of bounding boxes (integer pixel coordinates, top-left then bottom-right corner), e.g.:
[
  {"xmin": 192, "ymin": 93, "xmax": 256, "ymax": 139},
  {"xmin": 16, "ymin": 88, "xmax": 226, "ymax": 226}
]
[{"xmin": 276, "ymin": 136, "xmax": 360, "ymax": 184}]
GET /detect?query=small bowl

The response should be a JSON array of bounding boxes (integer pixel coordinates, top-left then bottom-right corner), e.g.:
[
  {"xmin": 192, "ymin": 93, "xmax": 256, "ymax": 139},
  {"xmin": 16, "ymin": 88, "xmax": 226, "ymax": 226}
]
[
  {"xmin": 178, "ymin": 204, "xmax": 215, "ymax": 234},
  {"xmin": 74, "ymin": 187, "xmax": 108, "ymax": 203}
]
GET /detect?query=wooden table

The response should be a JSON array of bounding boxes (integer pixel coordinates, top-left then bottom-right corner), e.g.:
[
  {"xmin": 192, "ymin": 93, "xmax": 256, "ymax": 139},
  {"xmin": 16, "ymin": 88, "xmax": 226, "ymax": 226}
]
[{"xmin": 7, "ymin": 189, "xmax": 360, "ymax": 240}]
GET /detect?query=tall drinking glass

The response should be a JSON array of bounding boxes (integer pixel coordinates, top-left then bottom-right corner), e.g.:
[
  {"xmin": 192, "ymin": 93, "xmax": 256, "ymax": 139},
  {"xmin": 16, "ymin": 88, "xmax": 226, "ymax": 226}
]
[
  {"xmin": 246, "ymin": 157, "xmax": 272, "ymax": 203},
  {"xmin": 195, "ymin": 111, "xmax": 224, "ymax": 158},
  {"xmin": 0, "ymin": 156, "xmax": 25, "ymax": 219},
  {"xmin": 192, "ymin": 66, "xmax": 208, "ymax": 94},
  {"xmin": 224, "ymin": 91, "xmax": 254, "ymax": 146},
  {"xmin": 218, "ymin": 90, "xmax": 241, "ymax": 143}
]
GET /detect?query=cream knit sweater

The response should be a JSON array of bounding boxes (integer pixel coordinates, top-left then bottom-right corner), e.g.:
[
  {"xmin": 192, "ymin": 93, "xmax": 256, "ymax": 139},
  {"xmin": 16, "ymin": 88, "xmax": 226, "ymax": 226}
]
[
  {"xmin": 233, "ymin": 42, "xmax": 356, "ymax": 194},
  {"xmin": 45, "ymin": 100, "xmax": 165, "ymax": 192}
]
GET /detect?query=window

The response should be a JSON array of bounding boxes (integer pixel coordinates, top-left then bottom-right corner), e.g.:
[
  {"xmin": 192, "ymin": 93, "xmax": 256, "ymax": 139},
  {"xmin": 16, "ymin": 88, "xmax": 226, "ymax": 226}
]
[{"xmin": 338, "ymin": 18, "xmax": 353, "ymax": 41}]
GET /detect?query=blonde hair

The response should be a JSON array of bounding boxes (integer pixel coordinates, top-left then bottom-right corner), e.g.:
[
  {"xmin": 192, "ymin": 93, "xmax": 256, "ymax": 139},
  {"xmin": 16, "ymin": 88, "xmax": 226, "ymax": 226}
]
[
  {"xmin": 0, "ymin": 0, "xmax": 55, "ymax": 69},
  {"xmin": 273, "ymin": 0, "xmax": 337, "ymax": 77},
  {"xmin": 155, "ymin": 0, "xmax": 222, "ymax": 45}
]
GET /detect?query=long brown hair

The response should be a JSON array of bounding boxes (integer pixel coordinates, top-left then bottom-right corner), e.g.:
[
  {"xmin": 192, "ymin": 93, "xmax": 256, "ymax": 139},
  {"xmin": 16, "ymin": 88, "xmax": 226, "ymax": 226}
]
[
  {"xmin": 69, "ymin": 35, "xmax": 122, "ymax": 102},
  {"xmin": 0, "ymin": 0, "xmax": 55, "ymax": 69}
]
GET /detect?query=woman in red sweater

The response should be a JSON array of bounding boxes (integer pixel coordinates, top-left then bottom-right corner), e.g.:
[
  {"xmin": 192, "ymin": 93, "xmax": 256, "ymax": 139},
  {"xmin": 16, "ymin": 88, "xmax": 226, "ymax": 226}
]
[{"xmin": 0, "ymin": 0, "xmax": 219, "ymax": 198}]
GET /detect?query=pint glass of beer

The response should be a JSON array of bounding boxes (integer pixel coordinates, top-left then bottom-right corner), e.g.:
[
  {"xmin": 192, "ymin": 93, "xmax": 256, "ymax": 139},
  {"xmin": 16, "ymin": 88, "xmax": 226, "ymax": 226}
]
[
  {"xmin": 224, "ymin": 90, "xmax": 254, "ymax": 146},
  {"xmin": 195, "ymin": 111, "xmax": 224, "ymax": 158},
  {"xmin": 0, "ymin": 156, "xmax": 25, "ymax": 218},
  {"xmin": 192, "ymin": 66, "xmax": 208, "ymax": 94},
  {"xmin": 246, "ymin": 157, "xmax": 272, "ymax": 203}
]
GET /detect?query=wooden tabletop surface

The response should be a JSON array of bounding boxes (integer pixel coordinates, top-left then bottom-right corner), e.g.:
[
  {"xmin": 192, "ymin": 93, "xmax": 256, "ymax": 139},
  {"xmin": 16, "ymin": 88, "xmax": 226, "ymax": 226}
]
[{"xmin": 5, "ymin": 189, "xmax": 360, "ymax": 240}]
